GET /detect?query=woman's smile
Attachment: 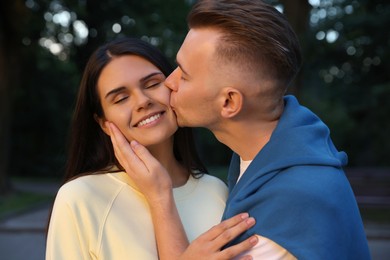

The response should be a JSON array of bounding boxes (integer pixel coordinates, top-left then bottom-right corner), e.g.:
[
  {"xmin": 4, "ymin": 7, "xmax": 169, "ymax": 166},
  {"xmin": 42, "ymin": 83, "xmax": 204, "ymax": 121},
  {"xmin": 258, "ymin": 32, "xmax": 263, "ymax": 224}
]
[
  {"xmin": 135, "ymin": 111, "xmax": 165, "ymax": 127},
  {"xmin": 96, "ymin": 55, "xmax": 178, "ymax": 146}
]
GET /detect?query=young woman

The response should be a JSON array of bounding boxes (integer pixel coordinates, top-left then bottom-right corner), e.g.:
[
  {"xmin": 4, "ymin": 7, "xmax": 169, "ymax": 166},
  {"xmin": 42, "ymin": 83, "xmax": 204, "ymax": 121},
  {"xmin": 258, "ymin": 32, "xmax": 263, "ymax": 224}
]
[{"xmin": 46, "ymin": 37, "xmax": 256, "ymax": 260}]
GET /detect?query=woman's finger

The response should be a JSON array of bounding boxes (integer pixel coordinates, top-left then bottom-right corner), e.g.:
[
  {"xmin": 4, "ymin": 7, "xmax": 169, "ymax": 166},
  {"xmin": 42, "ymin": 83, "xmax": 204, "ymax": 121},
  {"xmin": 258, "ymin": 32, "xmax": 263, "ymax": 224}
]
[
  {"xmin": 130, "ymin": 140, "xmax": 162, "ymax": 172},
  {"xmin": 219, "ymin": 235, "xmax": 258, "ymax": 260},
  {"xmin": 211, "ymin": 216, "xmax": 256, "ymax": 251},
  {"xmin": 197, "ymin": 213, "xmax": 251, "ymax": 242},
  {"xmin": 106, "ymin": 122, "xmax": 125, "ymax": 164},
  {"xmin": 179, "ymin": 214, "xmax": 257, "ymax": 260},
  {"xmin": 107, "ymin": 122, "xmax": 145, "ymax": 173}
]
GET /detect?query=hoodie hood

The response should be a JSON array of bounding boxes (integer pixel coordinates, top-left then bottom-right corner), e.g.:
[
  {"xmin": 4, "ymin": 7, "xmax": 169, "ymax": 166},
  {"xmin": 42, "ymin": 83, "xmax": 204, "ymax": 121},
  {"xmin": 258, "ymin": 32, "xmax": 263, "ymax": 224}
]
[
  {"xmin": 222, "ymin": 96, "xmax": 370, "ymax": 259},
  {"xmin": 227, "ymin": 95, "xmax": 347, "ymax": 194}
]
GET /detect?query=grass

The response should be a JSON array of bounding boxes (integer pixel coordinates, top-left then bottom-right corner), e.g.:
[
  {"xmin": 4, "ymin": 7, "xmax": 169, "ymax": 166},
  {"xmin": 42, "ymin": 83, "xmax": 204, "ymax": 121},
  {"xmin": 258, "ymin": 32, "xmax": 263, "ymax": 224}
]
[
  {"xmin": 0, "ymin": 187, "xmax": 55, "ymax": 220},
  {"xmin": 0, "ymin": 192, "xmax": 53, "ymax": 219},
  {"xmin": 0, "ymin": 191, "xmax": 53, "ymax": 217}
]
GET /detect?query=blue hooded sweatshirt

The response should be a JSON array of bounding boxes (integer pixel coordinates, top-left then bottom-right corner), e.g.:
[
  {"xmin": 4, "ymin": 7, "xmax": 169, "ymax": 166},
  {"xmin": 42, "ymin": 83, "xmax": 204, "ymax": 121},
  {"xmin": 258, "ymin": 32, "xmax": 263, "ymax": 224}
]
[{"xmin": 223, "ymin": 95, "xmax": 370, "ymax": 259}]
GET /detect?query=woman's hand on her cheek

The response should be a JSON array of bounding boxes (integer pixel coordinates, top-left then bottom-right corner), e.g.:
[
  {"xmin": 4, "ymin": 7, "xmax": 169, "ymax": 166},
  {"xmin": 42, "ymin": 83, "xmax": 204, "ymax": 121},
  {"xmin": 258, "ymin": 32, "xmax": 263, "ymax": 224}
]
[
  {"xmin": 107, "ymin": 122, "xmax": 172, "ymax": 202},
  {"xmin": 179, "ymin": 213, "xmax": 258, "ymax": 260}
]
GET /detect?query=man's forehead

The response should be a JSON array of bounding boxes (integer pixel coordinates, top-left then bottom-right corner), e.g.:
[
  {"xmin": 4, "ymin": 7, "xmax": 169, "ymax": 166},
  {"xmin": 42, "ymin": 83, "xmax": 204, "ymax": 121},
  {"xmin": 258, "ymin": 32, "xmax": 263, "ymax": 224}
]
[
  {"xmin": 179, "ymin": 28, "xmax": 220, "ymax": 61},
  {"xmin": 185, "ymin": 28, "xmax": 221, "ymax": 45}
]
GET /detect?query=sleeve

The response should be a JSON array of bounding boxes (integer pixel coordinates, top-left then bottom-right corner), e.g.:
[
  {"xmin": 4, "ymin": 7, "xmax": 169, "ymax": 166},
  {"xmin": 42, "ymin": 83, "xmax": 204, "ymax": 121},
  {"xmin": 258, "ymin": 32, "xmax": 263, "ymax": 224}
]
[
  {"xmin": 233, "ymin": 235, "xmax": 296, "ymax": 260},
  {"xmin": 46, "ymin": 187, "xmax": 91, "ymax": 260}
]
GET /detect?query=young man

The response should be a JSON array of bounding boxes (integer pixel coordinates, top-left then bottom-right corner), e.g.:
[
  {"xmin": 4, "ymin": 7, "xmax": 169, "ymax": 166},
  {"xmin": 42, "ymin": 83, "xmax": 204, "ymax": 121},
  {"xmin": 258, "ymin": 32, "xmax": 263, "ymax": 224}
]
[{"xmin": 111, "ymin": 0, "xmax": 371, "ymax": 259}]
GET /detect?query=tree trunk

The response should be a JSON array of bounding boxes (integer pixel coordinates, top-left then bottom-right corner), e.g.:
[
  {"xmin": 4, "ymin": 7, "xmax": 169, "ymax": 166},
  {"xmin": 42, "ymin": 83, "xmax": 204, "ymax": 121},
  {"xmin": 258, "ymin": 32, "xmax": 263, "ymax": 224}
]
[
  {"xmin": 0, "ymin": 29, "xmax": 11, "ymax": 195},
  {"xmin": 279, "ymin": 0, "xmax": 311, "ymax": 97}
]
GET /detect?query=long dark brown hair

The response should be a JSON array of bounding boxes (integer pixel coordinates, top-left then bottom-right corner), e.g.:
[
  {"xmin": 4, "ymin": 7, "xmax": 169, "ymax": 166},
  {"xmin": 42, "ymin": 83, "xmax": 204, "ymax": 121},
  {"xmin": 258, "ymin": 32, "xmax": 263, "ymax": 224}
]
[{"xmin": 64, "ymin": 37, "xmax": 207, "ymax": 183}]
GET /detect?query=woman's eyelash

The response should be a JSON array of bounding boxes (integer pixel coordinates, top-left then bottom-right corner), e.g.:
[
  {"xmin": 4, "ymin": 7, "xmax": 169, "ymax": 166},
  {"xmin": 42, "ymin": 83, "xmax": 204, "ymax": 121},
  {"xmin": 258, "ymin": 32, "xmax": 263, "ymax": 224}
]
[
  {"xmin": 145, "ymin": 82, "xmax": 161, "ymax": 88},
  {"xmin": 112, "ymin": 80, "xmax": 163, "ymax": 103},
  {"xmin": 114, "ymin": 96, "xmax": 128, "ymax": 104}
]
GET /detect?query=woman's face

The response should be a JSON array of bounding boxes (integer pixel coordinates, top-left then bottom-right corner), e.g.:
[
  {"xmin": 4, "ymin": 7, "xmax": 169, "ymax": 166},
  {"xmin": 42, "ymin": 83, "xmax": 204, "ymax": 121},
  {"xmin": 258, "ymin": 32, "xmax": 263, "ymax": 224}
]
[{"xmin": 96, "ymin": 55, "xmax": 178, "ymax": 147}]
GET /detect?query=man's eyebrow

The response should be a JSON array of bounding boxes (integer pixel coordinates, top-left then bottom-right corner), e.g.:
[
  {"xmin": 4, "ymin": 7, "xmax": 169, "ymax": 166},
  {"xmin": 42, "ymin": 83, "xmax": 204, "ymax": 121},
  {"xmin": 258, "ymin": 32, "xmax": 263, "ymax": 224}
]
[
  {"xmin": 105, "ymin": 86, "xmax": 126, "ymax": 99},
  {"xmin": 176, "ymin": 60, "xmax": 190, "ymax": 77}
]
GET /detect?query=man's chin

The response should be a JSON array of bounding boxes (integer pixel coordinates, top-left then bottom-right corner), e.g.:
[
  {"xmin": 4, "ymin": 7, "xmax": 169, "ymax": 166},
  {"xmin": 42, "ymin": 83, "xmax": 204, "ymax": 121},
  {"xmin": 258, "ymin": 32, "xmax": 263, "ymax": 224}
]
[
  {"xmin": 172, "ymin": 110, "xmax": 183, "ymax": 127},
  {"xmin": 173, "ymin": 110, "xmax": 192, "ymax": 127},
  {"xmin": 176, "ymin": 119, "xmax": 186, "ymax": 127},
  {"xmin": 175, "ymin": 116, "xmax": 188, "ymax": 128}
]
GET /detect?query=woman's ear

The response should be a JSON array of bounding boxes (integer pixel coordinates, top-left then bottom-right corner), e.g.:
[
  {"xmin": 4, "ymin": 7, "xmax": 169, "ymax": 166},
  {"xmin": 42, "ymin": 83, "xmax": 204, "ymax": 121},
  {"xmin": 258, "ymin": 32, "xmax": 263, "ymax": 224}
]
[
  {"xmin": 94, "ymin": 114, "xmax": 110, "ymax": 136},
  {"xmin": 220, "ymin": 88, "xmax": 243, "ymax": 118}
]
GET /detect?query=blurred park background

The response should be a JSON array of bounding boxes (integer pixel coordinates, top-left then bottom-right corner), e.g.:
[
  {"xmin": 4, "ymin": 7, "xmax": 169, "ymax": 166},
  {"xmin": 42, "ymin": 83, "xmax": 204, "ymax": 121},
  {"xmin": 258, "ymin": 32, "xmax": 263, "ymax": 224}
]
[{"xmin": 0, "ymin": 0, "xmax": 389, "ymax": 244}]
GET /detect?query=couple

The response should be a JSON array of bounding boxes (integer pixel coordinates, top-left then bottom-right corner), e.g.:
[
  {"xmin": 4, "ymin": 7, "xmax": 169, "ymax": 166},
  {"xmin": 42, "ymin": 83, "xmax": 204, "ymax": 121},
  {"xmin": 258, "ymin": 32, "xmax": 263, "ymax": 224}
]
[{"xmin": 46, "ymin": 0, "xmax": 370, "ymax": 259}]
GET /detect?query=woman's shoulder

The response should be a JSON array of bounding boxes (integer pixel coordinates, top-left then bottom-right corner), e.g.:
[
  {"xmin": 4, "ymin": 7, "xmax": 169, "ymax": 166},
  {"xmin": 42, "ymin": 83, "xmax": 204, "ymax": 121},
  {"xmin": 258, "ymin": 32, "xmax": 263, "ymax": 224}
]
[
  {"xmin": 57, "ymin": 173, "xmax": 124, "ymax": 203},
  {"xmin": 179, "ymin": 173, "xmax": 228, "ymax": 204},
  {"xmin": 60, "ymin": 173, "xmax": 110, "ymax": 189},
  {"xmin": 196, "ymin": 173, "xmax": 228, "ymax": 193},
  {"xmin": 198, "ymin": 173, "xmax": 226, "ymax": 185}
]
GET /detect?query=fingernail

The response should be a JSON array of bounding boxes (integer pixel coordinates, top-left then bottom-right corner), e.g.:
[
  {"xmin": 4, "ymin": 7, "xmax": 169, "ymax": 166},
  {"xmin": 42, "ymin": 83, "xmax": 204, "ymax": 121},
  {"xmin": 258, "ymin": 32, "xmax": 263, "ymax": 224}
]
[
  {"xmin": 249, "ymin": 235, "xmax": 258, "ymax": 244},
  {"xmin": 130, "ymin": 140, "xmax": 139, "ymax": 148},
  {"xmin": 246, "ymin": 217, "xmax": 255, "ymax": 225},
  {"xmin": 240, "ymin": 213, "xmax": 249, "ymax": 219}
]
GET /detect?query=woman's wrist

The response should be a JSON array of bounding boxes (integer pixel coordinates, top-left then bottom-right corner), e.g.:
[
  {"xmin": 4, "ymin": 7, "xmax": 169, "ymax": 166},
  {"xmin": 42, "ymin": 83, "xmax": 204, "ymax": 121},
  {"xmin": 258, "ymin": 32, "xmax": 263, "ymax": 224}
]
[{"xmin": 146, "ymin": 188, "xmax": 175, "ymax": 210}]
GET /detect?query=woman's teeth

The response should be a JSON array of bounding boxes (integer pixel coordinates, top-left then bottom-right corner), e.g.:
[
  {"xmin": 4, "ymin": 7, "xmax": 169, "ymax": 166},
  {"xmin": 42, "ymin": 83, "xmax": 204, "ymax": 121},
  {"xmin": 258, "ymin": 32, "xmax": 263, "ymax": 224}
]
[{"xmin": 137, "ymin": 113, "xmax": 161, "ymax": 127}]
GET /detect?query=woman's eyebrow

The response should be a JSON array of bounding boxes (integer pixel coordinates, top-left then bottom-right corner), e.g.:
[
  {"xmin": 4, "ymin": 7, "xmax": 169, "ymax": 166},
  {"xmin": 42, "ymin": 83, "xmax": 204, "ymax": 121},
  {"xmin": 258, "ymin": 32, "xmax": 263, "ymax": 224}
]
[
  {"xmin": 140, "ymin": 72, "xmax": 164, "ymax": 83},
  {"xmin": 105, "ymin": 86, "xmax": 126, "ymax": 100},
  {"xmin": 104, "ymin": 72, "xmax": 164, "ymax": 99}
]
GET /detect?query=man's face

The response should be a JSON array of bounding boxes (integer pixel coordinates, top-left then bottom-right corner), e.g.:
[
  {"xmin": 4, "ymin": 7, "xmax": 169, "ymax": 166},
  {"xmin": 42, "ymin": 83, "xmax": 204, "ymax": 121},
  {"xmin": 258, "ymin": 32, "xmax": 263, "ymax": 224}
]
[{"xmin": 165, "ymin": 28, "xmax": 223, "ymax": 129}]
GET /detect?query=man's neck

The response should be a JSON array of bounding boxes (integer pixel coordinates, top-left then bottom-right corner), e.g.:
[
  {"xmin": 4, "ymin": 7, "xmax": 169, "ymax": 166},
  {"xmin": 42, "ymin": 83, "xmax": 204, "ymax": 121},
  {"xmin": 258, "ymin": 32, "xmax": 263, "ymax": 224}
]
[{"xmin": 213, "ymin": 119, "xmax": 278, "ymax": 160}]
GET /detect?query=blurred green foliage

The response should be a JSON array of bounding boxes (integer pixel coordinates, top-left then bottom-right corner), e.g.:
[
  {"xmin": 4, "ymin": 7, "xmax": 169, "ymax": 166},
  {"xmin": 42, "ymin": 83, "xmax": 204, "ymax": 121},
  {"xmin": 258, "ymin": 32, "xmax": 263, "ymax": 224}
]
[{"xmin": 300, "ymin": 0, "xmax": 390, "ymax": 166}]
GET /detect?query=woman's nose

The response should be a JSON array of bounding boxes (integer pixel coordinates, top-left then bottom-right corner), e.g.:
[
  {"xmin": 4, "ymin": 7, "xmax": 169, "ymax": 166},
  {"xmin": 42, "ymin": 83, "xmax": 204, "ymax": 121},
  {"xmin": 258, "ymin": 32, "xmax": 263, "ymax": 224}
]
[{"xmin": 134, "ymin": 91, "xmax": 152, "ymax": 111}]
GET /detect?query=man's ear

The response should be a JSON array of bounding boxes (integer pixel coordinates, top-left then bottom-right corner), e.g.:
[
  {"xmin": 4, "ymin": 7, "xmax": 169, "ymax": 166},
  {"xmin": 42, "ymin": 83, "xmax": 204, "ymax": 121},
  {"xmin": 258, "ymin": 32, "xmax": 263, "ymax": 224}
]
[
  {"xmin": 94, "ymin": 114, "xmax": 110, "ymax": 136},
  {"xmin": 220, "ymin": 88, "xmax": 243, "ymax": 118}
]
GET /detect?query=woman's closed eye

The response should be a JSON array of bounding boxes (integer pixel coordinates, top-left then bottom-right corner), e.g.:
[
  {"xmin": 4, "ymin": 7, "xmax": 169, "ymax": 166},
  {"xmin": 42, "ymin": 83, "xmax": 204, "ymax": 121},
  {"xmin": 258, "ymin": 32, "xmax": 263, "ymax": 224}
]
[
  {"xmin": 145, "ymin": 80, "xmax": 163, "ymax": 89},
  {"xmin": 113, "ymin": 94, "xmax": 129, "ymax": 104}
]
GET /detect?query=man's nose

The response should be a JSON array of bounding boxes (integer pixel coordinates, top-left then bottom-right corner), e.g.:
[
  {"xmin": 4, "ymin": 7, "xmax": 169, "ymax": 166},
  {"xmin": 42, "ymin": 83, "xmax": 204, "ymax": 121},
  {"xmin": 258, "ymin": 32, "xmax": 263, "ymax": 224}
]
[{"xmin": 165, "ymin": 67, "xmax": 180, "ymax": 92}]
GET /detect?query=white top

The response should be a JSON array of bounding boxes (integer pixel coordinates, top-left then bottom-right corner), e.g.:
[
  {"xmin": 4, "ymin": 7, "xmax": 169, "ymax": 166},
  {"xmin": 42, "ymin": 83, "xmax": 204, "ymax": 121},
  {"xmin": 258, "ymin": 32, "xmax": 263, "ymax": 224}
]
[
  {"xmin": 46, "ymin": 171, "xmax": 228, "ymax": 260},
  {"xmin": 236, "ymin": 158, "xmax": 296, "ymax": 260},
  {"xmin": 238, "ymin": 157, "xmax": 252, "ymax": 182}
]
